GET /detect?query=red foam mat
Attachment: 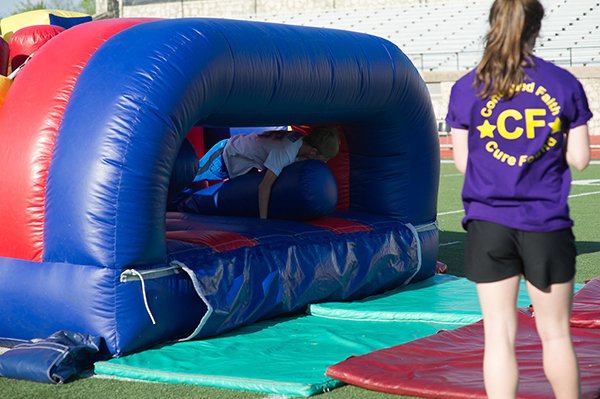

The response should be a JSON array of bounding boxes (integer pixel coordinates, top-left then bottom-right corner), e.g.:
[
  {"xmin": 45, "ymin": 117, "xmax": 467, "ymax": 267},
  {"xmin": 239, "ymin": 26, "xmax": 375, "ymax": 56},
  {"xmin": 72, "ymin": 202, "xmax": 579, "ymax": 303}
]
[
  {"xmin": 571, "ymin": 277, "xmax": 600, "ymax": 329},
  {"xmin": 327, "ymin": 311, "xmax": 600, "ymax": 399}
]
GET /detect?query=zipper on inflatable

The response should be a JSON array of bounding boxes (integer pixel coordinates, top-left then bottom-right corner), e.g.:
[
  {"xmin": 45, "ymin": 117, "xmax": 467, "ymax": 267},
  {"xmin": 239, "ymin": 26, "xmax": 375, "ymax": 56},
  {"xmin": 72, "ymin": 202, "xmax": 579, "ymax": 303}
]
[
  {"xmin": 119, "ymin": 263, "xmax": 186, "ymax": 325},
  {"xmin": 120, "ymin": 264, "xmax": 181, "ymax": 283},
  {"xmin": 413, "ymin": 220, "xmax": 439, "ymax": 232}
]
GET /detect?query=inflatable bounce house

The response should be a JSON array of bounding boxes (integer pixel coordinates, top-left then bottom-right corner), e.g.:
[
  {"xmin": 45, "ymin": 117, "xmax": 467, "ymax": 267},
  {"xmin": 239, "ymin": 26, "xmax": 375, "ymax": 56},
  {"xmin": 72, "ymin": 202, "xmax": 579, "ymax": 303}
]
[
  {"xmin": 0, "ymin": 9, "xmax": 92, "ymax": 104},
  {"xmin": 0, "ymin": 17, "xmax": 439, "ymax": 357},
  {"xmin": 0, "ymin": 9, "xmax": 91, "ymax": 42}
]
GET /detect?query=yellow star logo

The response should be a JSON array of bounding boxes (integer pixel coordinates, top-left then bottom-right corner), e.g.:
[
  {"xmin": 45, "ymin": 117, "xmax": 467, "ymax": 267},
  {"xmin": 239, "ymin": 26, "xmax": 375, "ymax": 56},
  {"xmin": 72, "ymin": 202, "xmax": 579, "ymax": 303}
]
[
  {"xmin": 477, "ymin": 120, "xmax": 496, "ymax": 139},
  {"xmin": 548, "ymin": 117, "xmax": 561, "ymax": 134}
]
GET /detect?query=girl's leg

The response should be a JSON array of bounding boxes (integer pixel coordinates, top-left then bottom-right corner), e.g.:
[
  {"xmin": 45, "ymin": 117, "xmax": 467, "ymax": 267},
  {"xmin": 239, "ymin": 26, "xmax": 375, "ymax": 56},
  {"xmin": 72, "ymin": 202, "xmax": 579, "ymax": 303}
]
[
  {"xmin": 477, "ymin": 275, "xmax": 521, "ymax": 399},
  {"xmin": 526, "ymin": 280, "xmax": 580, "ymax": 399}
]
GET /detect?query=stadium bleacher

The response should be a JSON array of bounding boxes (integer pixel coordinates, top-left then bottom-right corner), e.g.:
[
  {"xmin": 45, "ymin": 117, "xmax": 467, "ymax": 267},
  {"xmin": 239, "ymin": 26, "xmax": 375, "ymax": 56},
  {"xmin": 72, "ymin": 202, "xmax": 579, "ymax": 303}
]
[
  {"xmin": 244, "ymin": 0, "xmax": 600, "ymax": 71},
  {"xmin": 114, "ymin": 0, "xmax": 599, "ymax": 136},
  {"xmin": 539, "ymin": 0, "xmax": 600, "ymax": 66}
]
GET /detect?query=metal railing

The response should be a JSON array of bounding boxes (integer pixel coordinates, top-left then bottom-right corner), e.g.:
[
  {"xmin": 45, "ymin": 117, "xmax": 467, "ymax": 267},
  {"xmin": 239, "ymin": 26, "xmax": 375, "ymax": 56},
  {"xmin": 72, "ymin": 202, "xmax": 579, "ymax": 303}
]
[{"xmin": 407, "ymin": 45, "xmax": 600, "ymax": 71}]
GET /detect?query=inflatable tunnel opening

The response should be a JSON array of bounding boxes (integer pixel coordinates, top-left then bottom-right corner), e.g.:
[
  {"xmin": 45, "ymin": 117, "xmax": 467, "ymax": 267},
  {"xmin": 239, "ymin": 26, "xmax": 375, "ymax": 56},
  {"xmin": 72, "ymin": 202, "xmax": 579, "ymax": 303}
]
[{"xmin": 167, "ymin": 124, "xmax": 349, "ymax": 221}]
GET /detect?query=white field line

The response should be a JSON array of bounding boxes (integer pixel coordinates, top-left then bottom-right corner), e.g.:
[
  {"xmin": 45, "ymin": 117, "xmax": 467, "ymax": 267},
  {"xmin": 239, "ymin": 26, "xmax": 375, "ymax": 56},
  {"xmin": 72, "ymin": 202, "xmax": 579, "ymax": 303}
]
[
  {"xmin": 569, "ymin": 190, "xmax": 600, "ymax": 199},
  {"xmin": 439, "ymin": 241, "xmax": 461, "ymax": 247},
  {"xmin": 571, "ymin": 179, "xmax": 600, "ymax": 186},
  {"xmin": 438, "ymin": 209, "xmax": 464, "ymax": 216},
  {"xmin": 441, "ymin": 160, "xmax": 600, "ymax": 165}
]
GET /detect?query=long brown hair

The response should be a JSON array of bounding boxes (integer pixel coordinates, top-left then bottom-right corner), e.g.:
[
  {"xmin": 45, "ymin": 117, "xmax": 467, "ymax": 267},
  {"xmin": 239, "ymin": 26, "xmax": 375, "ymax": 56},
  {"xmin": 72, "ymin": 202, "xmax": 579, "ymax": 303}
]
[{"xmin": 475, "ymin": 0, "xmax": 544, "ymax": 99}]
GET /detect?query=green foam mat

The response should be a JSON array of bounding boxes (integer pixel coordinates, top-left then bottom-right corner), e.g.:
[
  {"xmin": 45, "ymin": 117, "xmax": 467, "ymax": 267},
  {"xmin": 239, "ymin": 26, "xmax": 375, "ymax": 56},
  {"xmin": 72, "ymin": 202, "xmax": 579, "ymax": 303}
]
[
  {"xmin": 95, "ymin": 314, "xmax": 458, "ymax": 397},
  {"xmin": 309, "ymin": 274, "xmax": 584, "ymax": 323}
]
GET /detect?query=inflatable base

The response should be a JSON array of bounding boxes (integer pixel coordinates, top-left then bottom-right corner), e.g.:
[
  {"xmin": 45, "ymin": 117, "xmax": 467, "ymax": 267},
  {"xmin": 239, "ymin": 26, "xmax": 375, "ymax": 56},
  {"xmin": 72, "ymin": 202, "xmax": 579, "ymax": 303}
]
[{"xmin": 0, "ymin": 211, "xmax": 438, "ymax": 355}]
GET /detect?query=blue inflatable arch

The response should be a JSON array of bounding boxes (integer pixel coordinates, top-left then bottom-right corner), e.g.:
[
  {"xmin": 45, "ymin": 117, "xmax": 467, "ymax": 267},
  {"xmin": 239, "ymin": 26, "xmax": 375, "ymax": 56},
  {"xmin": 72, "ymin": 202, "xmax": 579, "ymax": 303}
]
[{"xmin": 0, "ymin": 18, "xmax": 439, "ymax": 355}]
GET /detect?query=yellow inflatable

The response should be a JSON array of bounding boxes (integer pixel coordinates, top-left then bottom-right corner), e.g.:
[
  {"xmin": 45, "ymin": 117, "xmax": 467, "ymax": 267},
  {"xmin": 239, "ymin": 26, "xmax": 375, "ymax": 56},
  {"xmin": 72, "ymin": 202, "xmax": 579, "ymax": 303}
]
[
  {"xmin": 1, "ymin": 9, "xmax": 90, "ymax": 41},
  {"xmin": 0, "ymin": 74, "xmax": 11, "ymax": 107}
]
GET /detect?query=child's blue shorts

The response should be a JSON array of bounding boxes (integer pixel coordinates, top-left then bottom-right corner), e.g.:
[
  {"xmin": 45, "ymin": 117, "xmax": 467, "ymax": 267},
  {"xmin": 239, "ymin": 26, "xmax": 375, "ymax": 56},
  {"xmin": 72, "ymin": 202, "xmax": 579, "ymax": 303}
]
[{"xmin": 194, "ymin": 139, "xmax": 229, "ymax": 182}]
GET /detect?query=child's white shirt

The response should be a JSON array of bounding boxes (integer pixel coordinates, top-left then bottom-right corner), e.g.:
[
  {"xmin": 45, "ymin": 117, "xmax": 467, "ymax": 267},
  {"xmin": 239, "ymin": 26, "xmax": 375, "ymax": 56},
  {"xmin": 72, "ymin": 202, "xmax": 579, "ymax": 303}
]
[{"xmin": 222, "ymin": 131, "xmax": 303, "ymax": 178}]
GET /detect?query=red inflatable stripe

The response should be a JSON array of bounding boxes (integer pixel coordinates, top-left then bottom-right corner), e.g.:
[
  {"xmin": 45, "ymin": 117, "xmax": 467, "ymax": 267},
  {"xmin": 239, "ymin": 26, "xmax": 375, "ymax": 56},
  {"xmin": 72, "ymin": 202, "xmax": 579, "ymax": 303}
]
[
  {"xmin": 0, "ymin": 19, "xmax": 154, "ymax": 261},
  {"xmin": 325, "ymin": 128, "xmax": 350, "ymax": 211},
  {"xmin": 166, "ymin": 230, "xmax": 258, "ymax": 252},
  {"xmin": 306, "ymin": 217, "xmax": 372, "ymax": 234},
  {"xmin": 185, "ymin": 126, "xmax": 205, "ymax": 157}
]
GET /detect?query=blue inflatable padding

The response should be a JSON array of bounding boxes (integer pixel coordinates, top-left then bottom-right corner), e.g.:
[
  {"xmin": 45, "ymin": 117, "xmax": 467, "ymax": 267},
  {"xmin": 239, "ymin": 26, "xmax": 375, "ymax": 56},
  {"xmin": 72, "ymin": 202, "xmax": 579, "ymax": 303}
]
[
  {"xmin": 168, "ymin": 139, "xmax": 199, "ymax": 204},
  {"xmin": 45, "ymin": 18, "xmax": 438, "ymax": 268},
  {"xmin": 179, "ymin": 160, "xmax": 338, "ymax": 220},
  {"xmin": 0, "ymin": 257, "xmax": 206, "ymax": 356},
  {"xmin": 165, "ymin": 211, "xmax": 437, "ymax": 339},
  {"xmin": 45, "ymin": 19, "xmax": 236, "ymax": 267},
  {"xmin": 345, "ymin": 125, "xmax": 439, "ymax": 220},
  {"xmin": 0, "ymin": 211, "xmax": 435, "ymax": 356},
  {"xmin": 413, "ymin": 224, "xmax": 439, "ymax": 282},
  {"xmin": 0, "ymin": 331, "xmax": 103, "ymax": 384},
  {"xmin": 49, "ymin": 14, "xmax": 92, "ymax": 30}
]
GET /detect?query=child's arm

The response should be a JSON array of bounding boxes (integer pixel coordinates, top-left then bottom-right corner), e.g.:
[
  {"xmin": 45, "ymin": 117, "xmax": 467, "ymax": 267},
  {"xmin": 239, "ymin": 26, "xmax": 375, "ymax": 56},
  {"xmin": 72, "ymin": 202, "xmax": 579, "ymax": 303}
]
[
  {"xmin": 451, "ymin": 128, "xmax": 469, "ymax": 174},
  {"xmin": 566, "ymin": 124, "xmax": 590, "ymax": 171},
  {"xmin": 258, "ymin": 169, "xmax": 278, "ymax": 219}
]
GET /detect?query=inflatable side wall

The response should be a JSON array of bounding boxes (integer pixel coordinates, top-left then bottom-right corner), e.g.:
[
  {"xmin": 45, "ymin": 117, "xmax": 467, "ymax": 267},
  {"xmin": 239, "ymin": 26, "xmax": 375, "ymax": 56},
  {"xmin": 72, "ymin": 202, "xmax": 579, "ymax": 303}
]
[{"xmin": 0, "ymin": 19, "xmax": 439, "ymax": 355}]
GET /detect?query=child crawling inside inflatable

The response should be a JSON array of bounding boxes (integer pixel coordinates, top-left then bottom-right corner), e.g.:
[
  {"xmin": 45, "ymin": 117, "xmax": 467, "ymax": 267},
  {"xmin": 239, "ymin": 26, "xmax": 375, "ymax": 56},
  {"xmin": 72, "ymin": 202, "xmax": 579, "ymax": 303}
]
[
  {"xmin": 194, "ymin": 126, "xmax": 339, "ymax": 218},
  {"xmin": 173, "ymin": 126, "xmax": 342, "ymax": 221}
]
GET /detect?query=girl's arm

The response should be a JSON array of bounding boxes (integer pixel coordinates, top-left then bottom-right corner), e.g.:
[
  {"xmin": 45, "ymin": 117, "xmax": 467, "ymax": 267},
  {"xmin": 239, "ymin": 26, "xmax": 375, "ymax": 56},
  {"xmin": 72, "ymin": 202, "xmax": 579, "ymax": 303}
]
[
  {"xmin": 566, "ymin": 124, "xmax": 591, "ymax": 171},
  {"xmin": 258, "ymin": 169, "xmax": 278, "ymax": 219},
  {"xmin": 451, "ymin": 128, "xmax": 469, "ymax": 175}
]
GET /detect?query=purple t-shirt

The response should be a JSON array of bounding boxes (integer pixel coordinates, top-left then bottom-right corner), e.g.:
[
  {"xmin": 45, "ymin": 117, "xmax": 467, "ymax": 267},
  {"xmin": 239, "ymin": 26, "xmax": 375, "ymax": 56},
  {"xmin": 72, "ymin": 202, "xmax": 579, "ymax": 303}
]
[{"xmin": 446, "ymin": 56, "xmax": 593, "ymax": 232}]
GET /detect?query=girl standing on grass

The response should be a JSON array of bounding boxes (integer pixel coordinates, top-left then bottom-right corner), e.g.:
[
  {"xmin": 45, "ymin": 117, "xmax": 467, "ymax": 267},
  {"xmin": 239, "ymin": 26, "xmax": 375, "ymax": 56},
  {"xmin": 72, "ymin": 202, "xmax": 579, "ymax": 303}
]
[{"xmin": 445, "ymin": 0, "xmax": 592, "ymax": 398}]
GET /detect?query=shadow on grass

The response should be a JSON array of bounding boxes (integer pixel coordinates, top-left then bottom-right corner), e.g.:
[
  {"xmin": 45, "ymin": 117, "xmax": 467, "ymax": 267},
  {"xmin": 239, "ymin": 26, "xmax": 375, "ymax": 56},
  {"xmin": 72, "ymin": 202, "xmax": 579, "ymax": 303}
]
[
  {"xmin": 576, "ymin": 240, "xmax": 600, "ymax": 256},
  {"xmin": 438, "ymin": 230, "xmax": 466, "ymax": 277}
]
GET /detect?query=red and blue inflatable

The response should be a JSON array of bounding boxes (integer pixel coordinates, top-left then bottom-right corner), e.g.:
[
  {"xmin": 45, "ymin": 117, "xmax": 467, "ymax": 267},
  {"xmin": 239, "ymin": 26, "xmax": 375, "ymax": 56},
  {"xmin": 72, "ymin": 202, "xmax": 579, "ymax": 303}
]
[{"xmin": 0, "ymin": 18, "xmax": 440, "ymax": 356}]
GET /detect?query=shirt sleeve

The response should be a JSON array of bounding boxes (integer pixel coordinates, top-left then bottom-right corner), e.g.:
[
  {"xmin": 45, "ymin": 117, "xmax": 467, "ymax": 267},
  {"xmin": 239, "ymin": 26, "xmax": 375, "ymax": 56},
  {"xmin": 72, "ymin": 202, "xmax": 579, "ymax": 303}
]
[
  {"xmin": 445, "ymin": 79, "xmax": 472, "ymax": 130},
  {"xmin": 569, "ymin": 80, "xmax": 593, "ymax": 129},
  {"xmin": 263, "ymin": 149, "xmax": 293, "ymax": 176}
]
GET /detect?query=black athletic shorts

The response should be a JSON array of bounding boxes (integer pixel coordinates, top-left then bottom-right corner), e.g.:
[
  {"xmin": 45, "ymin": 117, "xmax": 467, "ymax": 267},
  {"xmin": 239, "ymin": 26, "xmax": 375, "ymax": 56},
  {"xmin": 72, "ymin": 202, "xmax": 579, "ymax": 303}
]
[{"xmin": 465, "ymin": 219, "xmax": 576, "ymax": 290}]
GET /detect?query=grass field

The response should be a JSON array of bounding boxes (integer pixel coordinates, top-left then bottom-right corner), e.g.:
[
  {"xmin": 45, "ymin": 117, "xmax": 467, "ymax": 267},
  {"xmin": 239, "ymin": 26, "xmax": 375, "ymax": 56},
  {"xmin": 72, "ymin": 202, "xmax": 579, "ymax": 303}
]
[{"xmin": 1, "ymin": 161, "xmax": 598, "ymax": 399}]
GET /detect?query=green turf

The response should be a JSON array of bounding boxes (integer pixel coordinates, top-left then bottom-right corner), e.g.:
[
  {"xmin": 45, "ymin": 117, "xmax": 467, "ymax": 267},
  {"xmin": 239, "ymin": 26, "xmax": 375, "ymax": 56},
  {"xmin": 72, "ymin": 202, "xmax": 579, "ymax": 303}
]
[{"xmin": 1, "ymin": 161, "xmax": 598, "ymax": 399}]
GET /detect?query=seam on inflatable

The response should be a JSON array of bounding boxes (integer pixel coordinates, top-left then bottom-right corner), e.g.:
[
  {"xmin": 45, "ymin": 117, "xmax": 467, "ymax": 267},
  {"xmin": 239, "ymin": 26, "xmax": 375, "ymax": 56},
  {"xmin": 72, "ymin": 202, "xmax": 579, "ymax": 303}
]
[
  {"xmin": 7, "ymin": 343, "xmax": 69, "ymax": 383},
  {"xmin": 403, "ymin": 223, "xmax": 422, "ymax": 286},
  {"xmin": 112, "ymin": 133, "xmax": 133, "ymax": 267},
  {"xmin": 113, "ymin": 267, "xmax": 120, "ymax": 355},
  {"xmin": 216, "ymin": 32, "xmax": 236, "ymax": 110},
  {"xmin": 170, "ymin": 261, "xmax": 214, "ymax": 341}
]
